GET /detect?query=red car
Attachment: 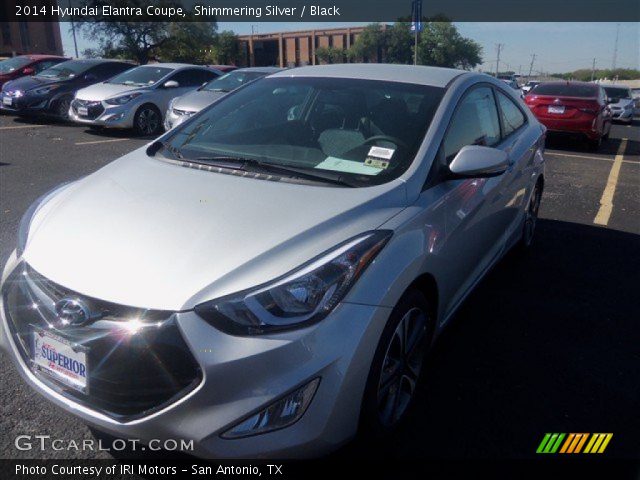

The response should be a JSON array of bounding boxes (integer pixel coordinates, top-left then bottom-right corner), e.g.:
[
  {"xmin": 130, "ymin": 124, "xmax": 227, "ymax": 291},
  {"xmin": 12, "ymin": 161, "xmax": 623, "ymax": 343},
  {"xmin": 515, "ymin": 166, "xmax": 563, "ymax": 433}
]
[
  {"xmin": 0, "ymin": 55, "xmax": 69, "ymax": 90},
  {"xmin": 524, "ymin": 81, "xmax": 612, "ymax": 150}
]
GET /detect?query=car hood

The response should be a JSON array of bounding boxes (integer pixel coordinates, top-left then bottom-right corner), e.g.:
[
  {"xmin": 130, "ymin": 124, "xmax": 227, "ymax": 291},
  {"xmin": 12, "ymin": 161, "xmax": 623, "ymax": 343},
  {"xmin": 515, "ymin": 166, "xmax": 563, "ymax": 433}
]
[
  {"xmin": 172, "ymin": 89, "xmax": 226, "ymax": 112},
  {"xmin": 3, "ymin": 75, "xmax": 65, "ymax": 92},
  {"xmin": 75, "ymin": 82, "xmax": 149, "ymax": 101},
  {"xmin": 23, "ymin": 150, "xmax": 407, "ymax": 311}
]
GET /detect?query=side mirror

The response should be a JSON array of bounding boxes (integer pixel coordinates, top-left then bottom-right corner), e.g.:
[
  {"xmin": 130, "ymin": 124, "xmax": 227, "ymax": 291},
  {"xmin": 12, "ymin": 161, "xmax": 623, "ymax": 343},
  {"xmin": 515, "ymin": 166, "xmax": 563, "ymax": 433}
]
[
  {"xmin": 449, "ymin": 145, "xmax": 510, "ymax": 178},
  {"xmin": 22, "ymin": 67, "xmax": 34, "ymax": 75},
  {"xmin": 163, "ymin": 80, "xmax": 179, "ymax": 88}
]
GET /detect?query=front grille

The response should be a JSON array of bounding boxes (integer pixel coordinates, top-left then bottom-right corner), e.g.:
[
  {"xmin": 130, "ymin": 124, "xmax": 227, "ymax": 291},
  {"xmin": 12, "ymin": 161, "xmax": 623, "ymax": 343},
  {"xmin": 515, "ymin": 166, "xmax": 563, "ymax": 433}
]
[
  {"xmin": 2, "ymin": 264, "xmax": 202, "ymax": 420},
  {"xmin": 71, "ymin": 99, "xmax": 105, "ymax": 120}
]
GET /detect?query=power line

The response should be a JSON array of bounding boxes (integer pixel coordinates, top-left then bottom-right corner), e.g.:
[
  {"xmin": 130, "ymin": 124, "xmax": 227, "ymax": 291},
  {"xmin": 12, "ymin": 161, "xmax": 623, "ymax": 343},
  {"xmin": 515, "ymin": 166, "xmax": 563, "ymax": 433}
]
[{"xmin": 612, "ymin": 23, "xmax": 620, "ymax": 70}]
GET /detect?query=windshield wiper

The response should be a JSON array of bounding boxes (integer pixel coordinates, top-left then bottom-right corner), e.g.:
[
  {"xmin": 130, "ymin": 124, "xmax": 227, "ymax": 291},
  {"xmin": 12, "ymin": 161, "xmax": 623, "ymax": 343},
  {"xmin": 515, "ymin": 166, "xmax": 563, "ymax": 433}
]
[{"xmin": 193, "ymin": 156, "xmax": 357, "ymax": 187}]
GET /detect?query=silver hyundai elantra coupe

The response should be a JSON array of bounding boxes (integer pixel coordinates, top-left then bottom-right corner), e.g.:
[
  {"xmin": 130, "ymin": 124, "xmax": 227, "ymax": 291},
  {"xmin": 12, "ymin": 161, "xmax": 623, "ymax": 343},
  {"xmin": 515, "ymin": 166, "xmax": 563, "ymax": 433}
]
[{"xmin": 0, "ymin": 64, "xmax": 545, "ymax": 458}]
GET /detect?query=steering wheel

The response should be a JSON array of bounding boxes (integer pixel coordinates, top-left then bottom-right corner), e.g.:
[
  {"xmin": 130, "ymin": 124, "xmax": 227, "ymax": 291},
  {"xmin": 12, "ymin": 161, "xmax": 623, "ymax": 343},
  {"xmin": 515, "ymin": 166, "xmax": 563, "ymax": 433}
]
[{"xmin": 361, "ymin": 135, "xmax": 408, "ymax": 150}]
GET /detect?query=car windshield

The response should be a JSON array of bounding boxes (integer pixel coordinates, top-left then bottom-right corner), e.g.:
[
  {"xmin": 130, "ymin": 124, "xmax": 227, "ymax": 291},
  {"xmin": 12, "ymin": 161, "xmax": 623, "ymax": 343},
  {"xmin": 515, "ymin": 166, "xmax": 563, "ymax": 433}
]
[
  {"xmin": 202, "ymin": 71, "xmax": 267, "ymax": 92},
  {"xmin": 162, "ymin": 77, "xmax": 444, "ymax": 187},
  {"xmin": 107, "ymin": 66, "xmax": 172, "ymax": 86},
  {"xmin": 37, "ymin": 61, "xmax": 92, "ymax": 79},
  {"xmin": 0, "ymin": 56, "xmax": 31, "ymax": 74},
  {"xmin": 603, "ymin": 87, "xmax": 632, "ymax": 99},
  {"xmin": 530, "ymin": 83, "xmax": 597, "ymax": 97}
]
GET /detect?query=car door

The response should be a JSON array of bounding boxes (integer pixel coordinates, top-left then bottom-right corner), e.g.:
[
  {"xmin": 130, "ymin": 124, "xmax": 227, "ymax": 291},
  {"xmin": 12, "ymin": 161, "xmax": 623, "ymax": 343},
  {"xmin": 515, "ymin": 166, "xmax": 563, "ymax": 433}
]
[
  {"xmin": 494, "ymin": 88, "xmax": 537, "ymax": 244},
  {"xmin": 437, "ymin": 85, "xmax": 517, "ymax": 316}
]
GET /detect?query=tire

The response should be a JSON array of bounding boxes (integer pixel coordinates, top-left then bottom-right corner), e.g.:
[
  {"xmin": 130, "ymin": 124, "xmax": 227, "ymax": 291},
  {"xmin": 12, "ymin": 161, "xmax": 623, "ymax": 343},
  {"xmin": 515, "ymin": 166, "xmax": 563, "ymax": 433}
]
[
  {"xmin": 133, "ymin": 104, "xmax": 162, "ymax": 136},
  {"xmin": 517, "ymin": 179, "xmax": 543, "ymax": 251},
  {"xmin": 587, "ymin": 136, "xmax": 602, "ymax": 152},
  {"xmin": 360, "ymin": 288, "xmax": 434, "ymax": 437},
  {"xmin": 54, "ymin": 95, "xmax": 72, "ymax": 121}
]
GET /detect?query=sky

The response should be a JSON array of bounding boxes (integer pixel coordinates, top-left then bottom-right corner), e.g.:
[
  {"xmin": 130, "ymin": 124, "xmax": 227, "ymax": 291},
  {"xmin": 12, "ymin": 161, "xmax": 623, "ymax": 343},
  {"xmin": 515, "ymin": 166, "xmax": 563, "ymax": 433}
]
[{"xmin": 60, "ymin": 22, "xmax": 639, "ymax": 74}]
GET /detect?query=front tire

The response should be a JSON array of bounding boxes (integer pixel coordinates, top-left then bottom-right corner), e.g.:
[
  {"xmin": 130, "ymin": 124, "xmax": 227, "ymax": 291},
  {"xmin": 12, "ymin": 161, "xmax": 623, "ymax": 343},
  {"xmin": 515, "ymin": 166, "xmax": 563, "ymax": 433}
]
[
  {"xmin": 133, "ymin": 104, "xmax": 162, "ymax": 136},
  {"xmin": 54, "ymin": 95, "xmax": 72, "ymax": 121},
  {"xmin": 360, "ymin": 289, "xmax": 434, "ymax": 436}
]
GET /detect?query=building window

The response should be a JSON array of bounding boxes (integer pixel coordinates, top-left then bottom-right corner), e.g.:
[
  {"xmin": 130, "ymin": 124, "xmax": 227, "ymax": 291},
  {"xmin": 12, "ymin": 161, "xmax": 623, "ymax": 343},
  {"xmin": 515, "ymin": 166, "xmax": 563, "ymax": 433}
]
[
  {"xmin": 45, "ymin": 22, "xmax": 56, "ymax": 51},
  {"xmin": 19, "ymin": 22, "xmax": 30, "ymax": 51},
  {"xmin": 0, "ymin": 23, "xmax": 10, "ymax": 45}
]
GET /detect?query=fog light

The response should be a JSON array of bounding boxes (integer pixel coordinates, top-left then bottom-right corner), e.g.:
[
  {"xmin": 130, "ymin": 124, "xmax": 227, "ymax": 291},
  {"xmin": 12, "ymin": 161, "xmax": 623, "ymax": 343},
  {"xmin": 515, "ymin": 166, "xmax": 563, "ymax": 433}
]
[{"xmin": 222, "ymin": 378, "xmax": 320, "ymax": 439}]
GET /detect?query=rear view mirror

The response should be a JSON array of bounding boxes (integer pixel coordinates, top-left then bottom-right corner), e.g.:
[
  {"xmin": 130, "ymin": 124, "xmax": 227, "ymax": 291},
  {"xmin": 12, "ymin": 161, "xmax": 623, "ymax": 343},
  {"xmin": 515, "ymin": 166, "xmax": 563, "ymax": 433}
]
[
  {"xmin": 22, "ymin": 67, "xmax": 34, "ymax": 75},
  {"xmin": 449, "ymin": 145, "xmax": 510, "ymax": 178},
  {"xmin": 163, "ymin": 80, "xmax": 179, "ymax": 88}
]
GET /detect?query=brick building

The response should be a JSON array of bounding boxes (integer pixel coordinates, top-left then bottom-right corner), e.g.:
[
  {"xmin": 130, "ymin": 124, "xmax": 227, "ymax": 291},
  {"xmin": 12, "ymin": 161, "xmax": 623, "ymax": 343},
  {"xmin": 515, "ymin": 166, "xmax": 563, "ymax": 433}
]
[
  {"xmin": 0, "ymin": 0, "xmax": 64, "ymax": 57},
  {"xmin": 238, "ymin": 26, "xmax": 386, "ymax": 68}
]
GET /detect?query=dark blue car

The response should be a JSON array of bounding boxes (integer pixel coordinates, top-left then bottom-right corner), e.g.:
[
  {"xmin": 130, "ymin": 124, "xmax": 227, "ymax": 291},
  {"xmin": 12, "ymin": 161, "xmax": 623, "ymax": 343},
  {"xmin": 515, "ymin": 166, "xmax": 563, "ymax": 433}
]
[{"xmin": 0, "ymin": 59, "xmax": 133, "ymax": 120}]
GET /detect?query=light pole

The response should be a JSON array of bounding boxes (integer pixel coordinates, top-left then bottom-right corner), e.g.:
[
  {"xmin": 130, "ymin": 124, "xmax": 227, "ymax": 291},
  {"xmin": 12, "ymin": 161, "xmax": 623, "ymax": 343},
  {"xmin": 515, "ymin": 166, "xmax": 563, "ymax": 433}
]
[
  {"xmin": 411, "ymin": 0, "xmax": 422, "ymax": 65},
  {"xmin": 68, "ymin": 0, "xmax": 79, "ymax": 58}
]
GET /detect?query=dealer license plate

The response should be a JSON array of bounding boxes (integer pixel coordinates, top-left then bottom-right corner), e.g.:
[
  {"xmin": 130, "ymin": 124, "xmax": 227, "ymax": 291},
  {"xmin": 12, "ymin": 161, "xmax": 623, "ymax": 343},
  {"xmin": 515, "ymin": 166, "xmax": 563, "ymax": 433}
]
[
  {"xmin": 548, "ymin": 105, "xmax": 565, "ymax": 114},
  {"xmin": 32, "ymin": 326, "xmax": 88, "ymax": 393},
  {"xmin": 2, "ymin": 96, "xmax": 12, "ymax": 106},
  {"xmin": 77, "ymin": 106, "xmax": 88, "ymax": 116}
]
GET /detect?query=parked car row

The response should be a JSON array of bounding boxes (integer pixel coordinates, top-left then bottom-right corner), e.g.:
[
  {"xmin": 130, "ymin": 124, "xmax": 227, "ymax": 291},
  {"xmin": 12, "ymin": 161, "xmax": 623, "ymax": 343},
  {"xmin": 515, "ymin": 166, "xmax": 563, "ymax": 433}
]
[{"xmin": 0, "ymin": 56, "xmax": 277, "ymax": 136}]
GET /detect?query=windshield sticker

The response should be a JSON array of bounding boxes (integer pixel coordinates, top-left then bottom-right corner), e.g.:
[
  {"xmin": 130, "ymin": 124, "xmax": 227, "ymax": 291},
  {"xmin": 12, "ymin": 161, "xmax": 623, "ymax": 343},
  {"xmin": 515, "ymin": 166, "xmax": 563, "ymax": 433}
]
[
  {"xmin": 364, "ymin": 158, "xmax": 390, "ymax": 170},
  {"xmin": 367, "ymin": 146, "xmax": 395, "ymax": 160},
  {"xmin": 315, "ymin": 157, "xmax": 383, "ymax": 176}
]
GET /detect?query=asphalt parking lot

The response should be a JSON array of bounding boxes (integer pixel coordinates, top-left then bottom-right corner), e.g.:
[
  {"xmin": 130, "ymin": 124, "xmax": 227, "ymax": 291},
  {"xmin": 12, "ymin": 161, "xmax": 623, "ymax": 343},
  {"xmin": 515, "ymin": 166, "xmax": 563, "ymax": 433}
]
[{"xmin": 0, "ymin": 113, "xmax": 638, "ymax": 461}]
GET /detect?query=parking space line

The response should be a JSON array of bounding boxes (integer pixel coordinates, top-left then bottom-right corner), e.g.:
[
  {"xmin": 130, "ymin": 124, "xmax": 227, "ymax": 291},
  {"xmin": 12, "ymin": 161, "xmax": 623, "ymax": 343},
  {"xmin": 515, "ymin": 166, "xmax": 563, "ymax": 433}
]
[
  {"xmin": 75, "ymin": 138, "xmax": 131, "ymax": 146},
  {"xmin": 0, "ymin": 124, "xmax": 47, "ymax": 130},
  {"xmin": 593, "ymin": 139, "xmax": 628, "ymax": 226}
]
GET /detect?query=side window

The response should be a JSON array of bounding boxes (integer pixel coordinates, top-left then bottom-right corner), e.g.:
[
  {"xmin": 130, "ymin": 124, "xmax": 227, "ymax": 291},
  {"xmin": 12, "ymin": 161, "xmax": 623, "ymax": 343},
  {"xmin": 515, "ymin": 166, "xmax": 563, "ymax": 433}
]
[
  {"xmin": 87, "ymin": 64, "xmax": 116, "ymax": 80},
  {"xmin": 33, "ymin": 60, "xmax": 57, "ymax": 73},
  {"xmin": 105, "ymin": 63, "xmax": 132, "ymax": 78},
  {"xmin": 197, "ymin": 69, "xmax": 219, "ymax": 84},
  {"xmin": 443, "ymin": 87, "xmax": 501, "ymax": 163},
  {"xmin": 170, "ymin": 69, "xmax": 207, "ymax": 88},
  {"xmin": 496, "ymin": 90, "xmax": 526, "ymax": 137}
]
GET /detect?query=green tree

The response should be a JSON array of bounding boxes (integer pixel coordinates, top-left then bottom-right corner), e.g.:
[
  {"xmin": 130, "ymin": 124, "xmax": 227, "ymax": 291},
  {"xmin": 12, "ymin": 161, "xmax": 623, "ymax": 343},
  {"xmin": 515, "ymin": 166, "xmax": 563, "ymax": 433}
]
[
  {"xmin": 417, "ymin": 22, "xmax": 482, "ymax": 70},
  {"xmin": 315, "ymin": 46, "xmax": 346, "ymax": 64},
  {"xmin": 209, "ymin": 31, "xmax": 240, "ymax": 65},
  {"xmin": 347, "ymin": 23, "xmax": 387, "ymax": 62},
  {"xmin": 385, "ymin": 23, "xmax": 413, "ymax": 64},
  {"xmin": 156, "ymin": 22, "xmax": 218, "ymax": 64},
  {"xmin": 76, "ymin": 0, "xmax": 216, "ymax": 64}
]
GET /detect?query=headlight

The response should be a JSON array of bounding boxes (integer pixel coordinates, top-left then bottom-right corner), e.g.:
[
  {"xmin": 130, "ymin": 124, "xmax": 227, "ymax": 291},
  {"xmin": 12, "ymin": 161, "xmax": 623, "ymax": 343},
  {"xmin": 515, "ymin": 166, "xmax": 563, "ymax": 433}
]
[
  {"xmin": 32, "ymin": 85, "xmax": 60, "ymax": 95},
  {"xmin": 17, "ymin": 182, "xmax": 73, "ymax": 257},
  {"xmin": 168, "ymin": 97, "xmax": 177, "ymax": 111},
  {"xmin": 105, "ymin": 92, "xmax": 143, "ymax": 105},
  {"xmin": 623, "ymin": 103, "xmax": 633, "ymax": 110},
  {"xmin": 195, "ymin": 231, "xmax": 392, "ymax": 335}
]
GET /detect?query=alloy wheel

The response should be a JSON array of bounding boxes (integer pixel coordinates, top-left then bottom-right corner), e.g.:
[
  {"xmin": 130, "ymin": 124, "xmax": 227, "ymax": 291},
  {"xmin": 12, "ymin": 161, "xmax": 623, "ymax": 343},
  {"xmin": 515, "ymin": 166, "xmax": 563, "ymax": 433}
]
[
  {"xmin": 137, "ymin": 108, "xmax": 160, "ymax": 135},
  {"xmin": 377, "ymin": 307, "xmax": 428, "ymax": 427},
  {"xmin": 57, "ymin": 97, "xmax": 71, "ymax": 120}
]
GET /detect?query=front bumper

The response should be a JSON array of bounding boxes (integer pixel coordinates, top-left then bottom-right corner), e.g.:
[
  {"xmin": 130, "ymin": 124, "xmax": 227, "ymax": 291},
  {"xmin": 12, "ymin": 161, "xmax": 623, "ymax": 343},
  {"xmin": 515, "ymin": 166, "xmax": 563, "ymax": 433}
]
[
  {"xmin": 69, "ymin": 99, "xmax": 137, "ymax": 129},
  {"xmin": 536, "ymin": 116, "xmax": 602, "ymax": 140},
  {"xmin": 0, "ymin": 253, "xmax": 389, "ymax": 458},
  {"xmin": 0, "ymin": 91, "xmax": 52, "ymax": 115},
  {"xmin": 611, "ymin": 108, "xmax": 634, "ymax": 123},
  {"xmin": 164, "ymin": 108, "xmax": 194, "ymax": 131}
]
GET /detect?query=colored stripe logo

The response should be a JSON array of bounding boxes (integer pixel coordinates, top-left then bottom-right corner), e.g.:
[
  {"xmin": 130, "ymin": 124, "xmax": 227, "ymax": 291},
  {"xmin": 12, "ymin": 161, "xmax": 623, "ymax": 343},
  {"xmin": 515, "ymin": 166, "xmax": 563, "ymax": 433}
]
[{"xmin": 537, "ymin": 433, "xmax": 612, "ymax": 454}]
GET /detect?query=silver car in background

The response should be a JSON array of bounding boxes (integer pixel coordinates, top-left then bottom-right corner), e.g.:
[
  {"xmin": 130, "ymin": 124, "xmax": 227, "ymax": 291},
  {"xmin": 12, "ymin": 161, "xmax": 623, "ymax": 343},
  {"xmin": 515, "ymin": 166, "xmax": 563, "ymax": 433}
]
[
  {"xmin": 164, "ymin": 67, "xmax": 282, "ymax": 130},
  {"xmin": 1, "ymin": 65, "xmax": 545, "ymax": 458},
  {"xmin": 69, "ymin": 63, "xmax": 220, "ymax": 135},
  {"xmin": 603, "ymin": 85, "xmax": 635, "ymax": 124}
]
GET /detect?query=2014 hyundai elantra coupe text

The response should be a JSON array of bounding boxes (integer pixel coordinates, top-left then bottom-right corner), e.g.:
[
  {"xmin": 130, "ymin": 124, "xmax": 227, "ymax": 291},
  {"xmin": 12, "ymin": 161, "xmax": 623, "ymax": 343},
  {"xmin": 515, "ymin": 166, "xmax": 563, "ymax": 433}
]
[{"xmin": 0, "ymin": 65, "xmax": 545, "ymax": 458}]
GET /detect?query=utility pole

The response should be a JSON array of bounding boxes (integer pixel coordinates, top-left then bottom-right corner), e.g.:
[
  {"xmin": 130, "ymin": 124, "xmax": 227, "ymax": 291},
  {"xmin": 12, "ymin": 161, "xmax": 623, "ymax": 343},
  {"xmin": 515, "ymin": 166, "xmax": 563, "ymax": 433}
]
[
  {"xmin": 68, "ymin": 0, "xmax": 79, "ymax": 58},
  {"xmin": 527, "ymin": 53, "xmax": 536, "ymax": 79},
  {"xmin": 612, "ymin": 23, "xmax": 620, "ymax": 70},
  {"xmin": 411, "ymin": 0, "xmax": 423, "ymax": 66},
  {"xmin": 591, "ymin": 58, "xmax": 596, "ymax": 82},
  {"xmin": 495, "ymin": 43, "xmax": 504, "ymax": 77}
]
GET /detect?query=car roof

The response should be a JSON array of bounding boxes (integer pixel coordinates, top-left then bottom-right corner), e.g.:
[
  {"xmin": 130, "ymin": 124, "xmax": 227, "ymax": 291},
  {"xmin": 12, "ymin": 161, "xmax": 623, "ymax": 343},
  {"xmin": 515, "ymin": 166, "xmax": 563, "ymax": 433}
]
[
  {"xmin": 24, "ymin": 54, "xmax": 68, "ymax": 61},
  {"xmin": 58, "ymin": 59, "xmax": 131, "ymax": 66},
  {"xmin": 269, "ymin": 64, "xmax": 467, "ymax": 87},
  {"xmin": 601, "ymin": 84, "xmax": 631, "ymax": 89},
  {"xmin": 234, "ymin": 67, "xmax": 283, "ymax": 74},
  {"xmin": 138, "ymin": 63, "xmax": 209, "ymax": 70}
]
